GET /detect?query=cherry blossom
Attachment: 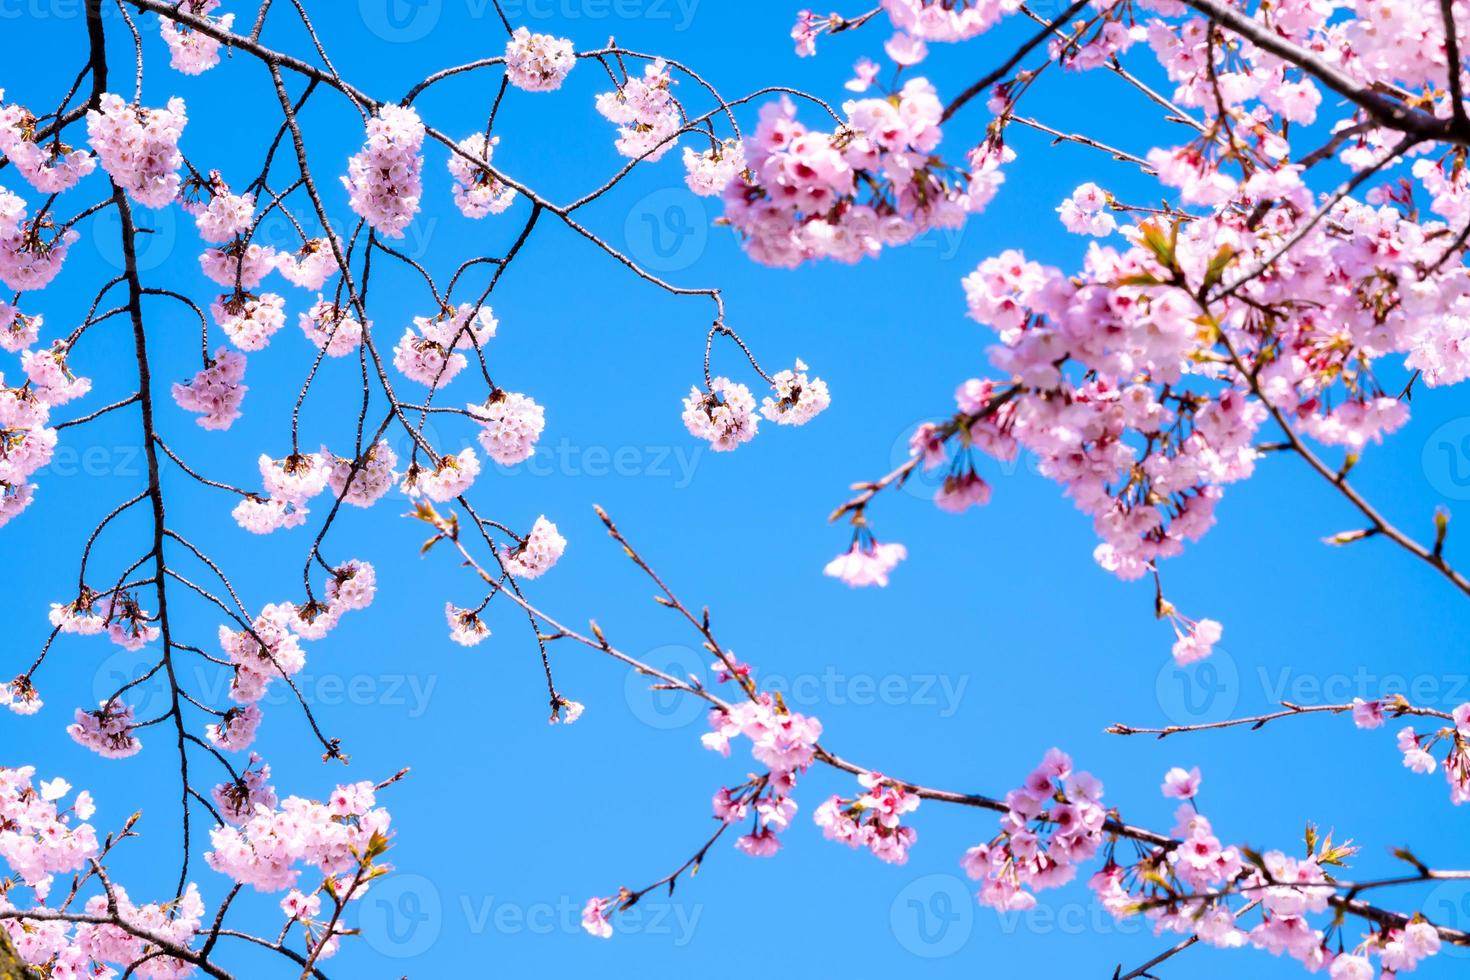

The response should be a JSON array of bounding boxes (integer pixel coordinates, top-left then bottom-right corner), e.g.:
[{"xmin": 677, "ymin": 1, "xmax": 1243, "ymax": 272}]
[
  {"xmin": 504, "ymin": 27, "xmax": 575, "ymax": 92},
  {"xmin": 158, "ymin": 0, "xmax": 233, "ymax": 75},
  {"xmin": 448, "ymin": 133, "xmax": 516, "ymax": 218},
  {"xmin": 86, "ymin": 94, "xmax": 187, "ymax": 208},
  {"xmin": 501, "ymin": 516, "xmax": 566, "ymax": 579},
  {"xmin": 171, "ymin": 348, "xmax": 247, "ymax": 429},
  {"xmin": 682, "ymin": 376, "xmax": 758, "ymax": 451},
  {"xmin": 343, "ymin": 104, "xmax": 425, "ymax": 238}
]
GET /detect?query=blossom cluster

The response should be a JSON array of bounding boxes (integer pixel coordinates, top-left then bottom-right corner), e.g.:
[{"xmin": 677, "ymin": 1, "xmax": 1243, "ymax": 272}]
[
  {"xmin": 813, "ymin": 771, "xmax": 919, "ymax": 864},
  {"xmin": 393, "ymin": 302, "xmax": 498, "ymax": 388},
  {"xmin": 1089, "ymin": 766, "xmax": 1442, "ymax": 978},
  {"xmin": 719, "ymin": 84, "xmax": 994, "ymax": 267},
  {"xmin": 595, "ymin": 59, "xmax": 682, "ymax": 161},
  {"xmin": 205, "ymin": 779, "xmax": 392, "ymax": 894},
  {"xmin": 683, "ymin": 361, "xmax": 829, "ymax": 452},
  {"xmin": 448, "ymin": 133, "xmax": 517, "ymax": 218},
  {"xmin": 504, "ymin": 28, "xmax": 576, "ymax": 92},
  {"xmin": 343, "ymin": 104, "xmax": 425, "ymax": 238},
  {"xmin": 960, "ymin": 749, "xmax": 1106, "ymax": 911},
  {"xmin": 1353, "ymin": 699, "xmax": 1470, "ymax": 805},
  {"xmin": 0, "ymin": 90, "xmax": 96, "ymax": 192},
  {"xmin": 171, "ymin": 348, "xmax": 248, "ymax": 430},
  {"xmin": 85, "ymin": 93, "xmax": 188, "ymax": 208},
  {"xmin": 702, "ymin": 694, "xmax": 823, "ymax": 857},
  {"xmin": 159, "ymin": 0, "xmax": 233, "ymax": 75}
]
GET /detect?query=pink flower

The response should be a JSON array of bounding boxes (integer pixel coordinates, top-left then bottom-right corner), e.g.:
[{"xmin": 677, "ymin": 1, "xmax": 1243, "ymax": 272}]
[
  {"xmin": 735, "ymin": 828, "xmax": 782, "ymax": 857},
  {"xmin": 845, "ymin": 58, "xmax": 881, "ymax": 93},
  {"xmin": 824, "ymin": 539, "xmax": 907, "ymax": 587},
  {"xmin": 505, "ymin": 28, "xmax": 575, "ymax": 91},
  {"xmin": 884, "ymin": 32, "xmax": 928, "ymax": 66},
  {"xmin": 1161, "ymin": 766, "xmax": 1201, "ymax": 799},
  {"xmin": 935, "ymin": 470, "xmax": 991, "ymax": 512},
  {"xmin": 581, "ymin": 898, "xmax": 613, "ymax": 939},
  {"xmin": 1351, "ymin": 698, "xmax": 1385, "ymax": 729},
  {"xmin": 1171, "ymin": 618, "xmax": 1222, "ymax": 665}
]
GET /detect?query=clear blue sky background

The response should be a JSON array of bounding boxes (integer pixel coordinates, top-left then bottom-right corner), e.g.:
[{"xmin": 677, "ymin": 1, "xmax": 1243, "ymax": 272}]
[{"xmin": 4, "ymin": 1, "xmax": 1470, "ymax": 976}]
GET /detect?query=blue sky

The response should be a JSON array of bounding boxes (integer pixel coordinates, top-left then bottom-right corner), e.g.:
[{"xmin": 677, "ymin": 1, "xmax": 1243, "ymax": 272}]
[{"xmin": 5, "ymin": 1, "xmax": 1470, "ymax": 976}]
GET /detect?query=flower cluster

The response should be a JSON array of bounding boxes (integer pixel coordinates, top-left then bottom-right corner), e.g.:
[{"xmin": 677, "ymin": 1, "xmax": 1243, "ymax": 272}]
[
  {"xmin": 400, "ymin": 447, "xmax": 481, "ymax": 501},
  {"xmin": 0, "ymin": 367, "xmax": 58, "ymax": 529},
  {"xmin": 85, "ymin": 93, "xmax": 188, "ymax": 208},
  {"xmin": 393, "ymin": 302, "xmax": 498, "ymax": 388},
  {"xmin": 1087, "ymin": 767, "xmax": 1441, "ymax": 978},
  {"xmin": 683, "ymin": 139, "xmax": 746, "ymax": 197},
  {"xmin": 171, "ymin": 348, "xmax": 248, "ymax": 429},
  {"xmin": 212, "ymin": 289, "xmax": 286, "ymax": 351},
  {"xmin": 67, "ymin": 701, "xmax": 144, "ymax": 758},
  {"xmin": 298, "ymin": 297, "xmax": 366, "ymax": 357},
  {"xmin": 343, "ymin": 104, "xmax": 425, "ymax": 238},
  {"xmin": 445, "ymin": 602, "xmax": 491, "ymax": 646},
  {"xmin": 205, "ymin": 780, "xmax": 392, "ymax": 893},
  {"xmin": 595, "ymin": 59, "xmax": 681, "ymax": 161},
  {"xmin": 1381, "ymin": 703, "xmax": 1470, "ymax": 804},
  {"xmin": 501, "ymin": 515, "xmax": 566, "ymax": 579},
  {"xmin": 181, "ymin": 171, "xmax": 254, "ymax": 243},
  {"xmin": 504, "ymin": 27, "xmax": 575, "ymax": 92},
  {"xmin": 824, "ymin": 532, "xmax": 906, "ymax": 587},
  {"xmin": 702, "ymin": 694, "xmax": 823, "ymax": 859},
  {"xmin": 720, "ymin": 84, "xmax": 989, "ymax": 266},
  {"xmin": 448, "ymin": 133, "xmax": 516, "ymax": 218},
  {"xmin": 961, "ymin": 749, "xmax": 1106, "ymax": 911},
  {"xmin": 205, "ymin": 702, "xmax": 263, "ymax": 752},
  {"xmin": 158, "ymin": 0, "xmax": 233, "ymax": 75},
  {"xmin": 814, "ymin": 771, "xmax": 920, "ymax": 864},
  {"xmin": 276, "ymin": 238, "xmax": 341, "ymax": 290},
  {"xmin": 468, "ymin": 389, "xmax": 544, "ymax": 465},
  {"xmin": 0, "ymin": 90, "xmax": 96, "ymax": 192},
  {"xmin": 0, "ymin": 192, "xmax": 80, "ymax": 291},
  {"xmin": 324, "ymin": 440, "xmax": 398, "ymax": 508},
  {"xmin": 759, "ymin": 359, "xmax": 830, "ymax": 426},
  {"xmin": 682, "ymin": 376, "xmax": 757, "ymax": 451},
  {"xmin": 0, "ymin": 767, "xmax": 98, "ymax": 896}
]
